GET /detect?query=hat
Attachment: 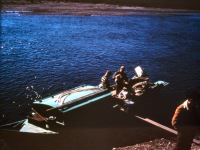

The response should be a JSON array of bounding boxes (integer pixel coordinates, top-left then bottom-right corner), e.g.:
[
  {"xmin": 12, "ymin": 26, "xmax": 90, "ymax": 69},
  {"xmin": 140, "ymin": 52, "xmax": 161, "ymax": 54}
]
[
  {"xmin": 120, "ymin": 66, "xmax": 125, "ymax": 70},
  {"xmin": 106, "ymin": 71, "xmax": 112, "ymax": 75}
]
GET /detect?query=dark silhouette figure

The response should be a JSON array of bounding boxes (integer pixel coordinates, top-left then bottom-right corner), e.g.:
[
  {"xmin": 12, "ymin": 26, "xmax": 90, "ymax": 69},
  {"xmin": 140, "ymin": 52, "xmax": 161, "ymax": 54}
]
[{"xmin": 172, "ymin": 90, "xmax": 200, "ymax": 150}]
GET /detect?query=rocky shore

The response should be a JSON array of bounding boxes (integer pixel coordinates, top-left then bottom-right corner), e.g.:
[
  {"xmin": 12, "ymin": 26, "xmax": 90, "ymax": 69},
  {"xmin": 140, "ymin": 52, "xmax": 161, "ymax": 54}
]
[{"xmin": 113, "ymin": 138, "xmax": 200, "ymax": 150}]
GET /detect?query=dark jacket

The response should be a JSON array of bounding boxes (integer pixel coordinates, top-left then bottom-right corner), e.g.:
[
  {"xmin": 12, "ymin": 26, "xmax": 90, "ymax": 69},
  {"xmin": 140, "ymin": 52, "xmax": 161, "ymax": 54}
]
[
  {"xmin": 113, "ymin": 71, "xmax": 128, "ymax": 82},
  {"xmin": 101, "ymin": 75, "xmax": 110, "ymax": 89},
  {"xmin": 172, "ymin": 100, "xmax": 199, "ymax": 131}
]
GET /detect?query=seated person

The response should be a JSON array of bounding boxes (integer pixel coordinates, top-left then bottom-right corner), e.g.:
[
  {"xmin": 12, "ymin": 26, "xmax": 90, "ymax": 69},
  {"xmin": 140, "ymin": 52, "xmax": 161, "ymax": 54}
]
[
  {"xmin": 114, "ymin": 74, "xmax": 124, "ymax": 95},
  {"xmin": 132, "ymin": 81, "xmax": 148, "ymax": 89},
  {"xmin": 113, "ymin": 66, "xmax": 129, "ymax": 95},
  {"xmin": 113, "ymin": 66, "xmax": 128, "ymax": 84},
  {"xmin": 100, "ymin": 71, "xmax": 112, "ymax": 89},
  {"xmin": 132, "ymin": 81, "xmax": 149, "ymax": 95}
]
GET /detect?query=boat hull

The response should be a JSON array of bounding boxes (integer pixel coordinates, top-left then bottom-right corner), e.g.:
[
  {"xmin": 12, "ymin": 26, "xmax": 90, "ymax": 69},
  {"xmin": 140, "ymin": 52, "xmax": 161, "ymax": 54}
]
[
  {"xmin": 0, "ymin": 82, "xmax": 176, "ymax": 150},
  {"xmin": 29, "ymin": 85, "xmax": 111, "ymax": 128},
  {"xmin": 1, "ymin": 109, "xmax": 175, "ymax": 150}
]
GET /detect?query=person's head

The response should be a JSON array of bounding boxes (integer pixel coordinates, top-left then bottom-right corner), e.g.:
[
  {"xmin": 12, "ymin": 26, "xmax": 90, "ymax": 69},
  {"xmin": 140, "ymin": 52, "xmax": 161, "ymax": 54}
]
[
  {"xmin": 186, "ymin": 90, "xmax": 200, "ymax": 109},
  {"xmin": 106, "ymin": 71, "xmax": 112, "ymax": 77},
  {"xmin": 120, "ymin": 66, "xmax": 125, "ymax": 72}
]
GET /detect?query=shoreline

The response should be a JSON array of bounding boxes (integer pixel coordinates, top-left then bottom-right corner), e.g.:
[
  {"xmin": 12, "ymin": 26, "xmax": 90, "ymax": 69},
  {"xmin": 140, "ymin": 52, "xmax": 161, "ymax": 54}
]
[{"xmin": 1, "ymin": 2, "xmax": 200, "ymax": 16}]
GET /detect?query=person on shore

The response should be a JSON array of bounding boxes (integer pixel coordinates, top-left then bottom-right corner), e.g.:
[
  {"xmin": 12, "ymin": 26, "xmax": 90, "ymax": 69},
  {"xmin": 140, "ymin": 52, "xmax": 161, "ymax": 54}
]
[
  {"xmin": 100, "ymin": 71, "xmax": 112, "ymax": 89},
  {"xmin": 171, "ymin": 90, "xmax": 200, "ymax": 150}
]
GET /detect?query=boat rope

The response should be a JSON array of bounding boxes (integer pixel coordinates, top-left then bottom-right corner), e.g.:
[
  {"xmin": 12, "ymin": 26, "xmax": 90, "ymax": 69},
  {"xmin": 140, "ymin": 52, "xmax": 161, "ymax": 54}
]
[
  {"xmin": 13, "ymin": 119, "xmax": 26, "ymax": 128},
  {"xmin": 32, "ymin": 108, "xmax": 48, "ymax": 122}
]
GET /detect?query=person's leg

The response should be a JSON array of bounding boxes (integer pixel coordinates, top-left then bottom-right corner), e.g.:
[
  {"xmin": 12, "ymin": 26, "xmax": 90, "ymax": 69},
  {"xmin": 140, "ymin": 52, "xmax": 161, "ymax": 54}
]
[
  {"xmin": 116, "ymin": 85, "xmax": 122, "ymax": 95},
  {"xmin": 175, "ymin": 131, "xmax": 194, "ymax": 150}
]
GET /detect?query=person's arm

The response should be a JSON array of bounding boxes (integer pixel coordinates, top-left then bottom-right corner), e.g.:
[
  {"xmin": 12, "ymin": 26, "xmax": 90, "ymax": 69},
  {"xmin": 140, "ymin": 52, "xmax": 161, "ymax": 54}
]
[
  {"xmin": 172, "ymin": 105, "xmax": 185, "ymax": 130},
  {"xmin": 124, "ymin": 73, "xmax": 128, "ymax": 82},
  {"xmin": 112, "ymin": 72, "xmax": 117, "ymax": 79}
]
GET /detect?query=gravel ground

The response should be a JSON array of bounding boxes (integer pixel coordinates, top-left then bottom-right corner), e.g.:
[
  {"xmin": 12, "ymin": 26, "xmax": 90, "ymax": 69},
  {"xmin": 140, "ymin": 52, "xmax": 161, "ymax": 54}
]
[{"xmin": 113, "ymin": 138, "xmax": 200, "ymax": 150}]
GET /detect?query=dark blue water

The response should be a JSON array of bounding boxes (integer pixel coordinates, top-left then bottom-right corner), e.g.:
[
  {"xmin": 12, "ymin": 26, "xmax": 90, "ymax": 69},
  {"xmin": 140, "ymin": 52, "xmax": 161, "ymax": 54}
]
[{"xmin": 1, "ymin": 13, "xmax": 200, "ymax": 124}]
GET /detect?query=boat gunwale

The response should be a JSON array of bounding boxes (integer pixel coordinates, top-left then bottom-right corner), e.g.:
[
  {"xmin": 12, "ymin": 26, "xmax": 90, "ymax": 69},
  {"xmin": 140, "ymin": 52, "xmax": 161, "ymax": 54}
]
[
  {"xmin": 34, "ymin": 84, "xmax": 100, "ymax": 104},
  {"xmin": 45, "ymin": 88, "xmax": 109, "ymax": 111}
]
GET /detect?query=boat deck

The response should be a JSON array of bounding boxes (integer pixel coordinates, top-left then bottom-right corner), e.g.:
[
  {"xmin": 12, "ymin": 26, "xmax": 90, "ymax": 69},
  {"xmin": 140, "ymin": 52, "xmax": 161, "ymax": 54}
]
[{"xmin": 34, "ymin": 85, "xmax": 106, "ymax": 108}]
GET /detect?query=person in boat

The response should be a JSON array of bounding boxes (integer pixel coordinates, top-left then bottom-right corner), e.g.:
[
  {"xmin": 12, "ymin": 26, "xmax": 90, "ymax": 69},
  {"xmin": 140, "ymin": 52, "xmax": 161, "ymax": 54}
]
[
  {"xmin": 118, "ymin": 86, "xmax": 132, "ymax": 99},
  {"xmin": 132, "ymin": 80, "xmax": 150, "ymax": 95},
  {"xmin": 100, "ymin": 71, "xmax": 112, "ymax": 89},
  {"xmin": 113, "ymin": 66, "xmax": 129, "ymax": 94},
  {"xmin": 114, "ymin": 74, "xmax": 124, "ymax": 95},
  {"xmin": 172, "ymin": 90, "xmax": 200, "ymax": 150},
  {"xmin": 113, "ymin": 66, "xmax": 128, "ymax": 83}
]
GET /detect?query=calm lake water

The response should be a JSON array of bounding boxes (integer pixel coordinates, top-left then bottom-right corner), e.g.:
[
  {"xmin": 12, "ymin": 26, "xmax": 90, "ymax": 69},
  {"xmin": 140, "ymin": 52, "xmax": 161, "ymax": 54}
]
[{"xmin": 0, "ymin": 12, "xmax": 200, "ymax": 125}]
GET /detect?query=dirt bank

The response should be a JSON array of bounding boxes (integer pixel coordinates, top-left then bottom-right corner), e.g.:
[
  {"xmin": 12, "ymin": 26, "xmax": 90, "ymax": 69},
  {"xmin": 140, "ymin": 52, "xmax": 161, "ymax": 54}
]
[{"xmin": 1, "ymin": 1, "xmax": 199, "ymax": 16}]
